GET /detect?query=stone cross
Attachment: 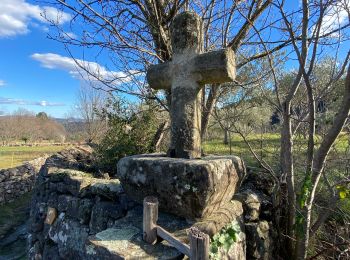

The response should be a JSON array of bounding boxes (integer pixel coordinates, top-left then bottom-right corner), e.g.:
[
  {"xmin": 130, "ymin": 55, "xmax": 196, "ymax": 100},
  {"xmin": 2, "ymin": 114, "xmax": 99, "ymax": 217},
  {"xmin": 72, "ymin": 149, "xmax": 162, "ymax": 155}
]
[{"xmin": 147, "ymin": 12, "xmax": 236, "ymax": 159}]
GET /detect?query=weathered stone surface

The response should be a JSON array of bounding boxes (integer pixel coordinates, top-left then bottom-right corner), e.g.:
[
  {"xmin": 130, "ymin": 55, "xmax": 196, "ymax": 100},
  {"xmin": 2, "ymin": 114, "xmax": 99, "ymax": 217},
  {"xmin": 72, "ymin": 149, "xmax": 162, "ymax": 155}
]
[
  {"xmin": 42, "ymin": 243, "xmax": 60, "ymax": 260},
  {"xmin": 194, "ymin": 200, "xmax": 243, "ymax": 236},
  {"xmin": 245, "ymin": 221, "xmax": 272, "ymax": 260},
  {"xmin": 241, "ymin": 170, "xmax": 275, "ymax": 196},
  {"xmin": 235, "ymin": 190, "xmax": 261, "ymax": 221},
  {"xmin": 48, "ymin": 213, "xmax": 89, "ymax": 258},
  {"xmin": 80, "ymin": 178, "xmax": 123, "ymax": 200},
  {"xmin": 78, "ymin": 199, "xmax": 94, "ymax": 224},
  {"xmin": 89, "ymin": 200, "xmax": 126, "ymax": 234},
  {"xmin": 237, "ymin": 169, "xmax": 275, "ymax": 222},
  {"xmin": 117, "ymin": 153, "xmax": 245, "ymax": 219},
  {"xmin": 43, "ymin": 167, "xmax": 122, "ymax": 198},
  {"xmin": 88, "ymin": 227, "xmax": 184, "ymax": 260},
  {"xmin": 87, "ymin": 206, "xmax": 189, "ymax": 260},
  {"xmin": 146, "ymin": 11, "xmax": 236, "ymax": 159},
  {"xmin": 44, "ymin": 146, "xmax": 95, "ymax": 172},
  {"xmin": 218, "ymin": 230, "xmax": 246, "ymax": 260},
  {"xmin": 236, "ymin": 170, "xmax": 276, "ymax": 259},
  {"xmin": 28, "ymin": 147, "xmax": 131, "ymax": 259},
  {"xmin": 26, "ymin": 145, "xmax": 278, "ymax": 259},
  {"xmin": 57, "ymin": 195, "xmax": 78, "ymax": 212}
]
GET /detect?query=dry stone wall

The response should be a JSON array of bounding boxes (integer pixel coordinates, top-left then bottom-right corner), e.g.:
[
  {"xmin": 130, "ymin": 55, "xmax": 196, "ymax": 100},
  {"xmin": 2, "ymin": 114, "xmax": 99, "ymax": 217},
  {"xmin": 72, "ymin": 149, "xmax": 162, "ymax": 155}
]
[
  {"xmin": 27, "ymin": 147, "xmax": 134, "ymax": 259},
  {"xmin": 27, "ymin": 147, "xmax": 276, "ymax": 259},
  {"xmin": 0, "ymin": 157, "xmax": 47, "ymax": 204}
]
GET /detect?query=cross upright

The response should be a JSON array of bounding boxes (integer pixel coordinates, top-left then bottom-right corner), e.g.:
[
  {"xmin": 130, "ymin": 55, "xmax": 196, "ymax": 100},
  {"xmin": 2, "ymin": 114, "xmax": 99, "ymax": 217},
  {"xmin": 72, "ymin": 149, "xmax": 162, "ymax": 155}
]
[{"xmin": 147, "ymin": 11, "xmax": 236, "ymax": 159}]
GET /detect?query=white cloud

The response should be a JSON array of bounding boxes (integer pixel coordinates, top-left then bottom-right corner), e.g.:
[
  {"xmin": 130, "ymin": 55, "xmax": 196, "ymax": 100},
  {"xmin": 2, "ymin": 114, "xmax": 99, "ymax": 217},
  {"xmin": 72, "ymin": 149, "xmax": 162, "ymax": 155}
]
[
  {"xmin": 0, "ymin": 97, "xmax": 65, "ymax": 107},
  {"xmin": 0, "ymin": 0, "xmax": 71, "ymax": 37},
  {"xmin": 0, "ymin": 80, "xmax": 5, "ymax": 87},
  {"xmin": 319, "ymin": 1, "xmax": 350, "ymax": 36},
  {"xmin": 31, "ymin": 53, "xmax": 135, "ymax": 85},
  {"xmin": 64, "ymin": 32, "xmax": 77, "ymax": 39}
]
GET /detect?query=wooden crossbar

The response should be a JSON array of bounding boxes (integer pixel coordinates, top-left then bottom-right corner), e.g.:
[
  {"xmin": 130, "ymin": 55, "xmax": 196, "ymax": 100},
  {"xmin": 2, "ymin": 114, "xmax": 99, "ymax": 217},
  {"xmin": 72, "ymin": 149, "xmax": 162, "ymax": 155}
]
[
  {"xmin": 156, "ymin": 225, "xmax": 191, "ymax": 256},
  {"xmin": 143, "ymin": 196, "xmax": 209, "ymax": 260}
]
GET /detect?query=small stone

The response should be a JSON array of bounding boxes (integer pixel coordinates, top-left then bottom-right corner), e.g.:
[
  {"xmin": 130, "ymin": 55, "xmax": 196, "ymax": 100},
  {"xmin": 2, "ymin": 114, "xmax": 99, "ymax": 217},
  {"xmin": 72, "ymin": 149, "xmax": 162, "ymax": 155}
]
[
  {"xmin": 235, "ymin": 190, "xmax": 261, "ymax": 221},
  {"xmin": 45, "ymin": 207, "xmax": 57, "ymax": 225}
]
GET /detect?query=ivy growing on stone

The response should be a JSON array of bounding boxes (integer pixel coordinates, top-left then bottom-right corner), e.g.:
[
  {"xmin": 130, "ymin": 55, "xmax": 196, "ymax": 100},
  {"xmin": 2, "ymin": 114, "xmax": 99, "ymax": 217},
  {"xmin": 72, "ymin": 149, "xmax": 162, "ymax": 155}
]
[{"xmin": 209, "ymin": 220, "xmax": 241, "ymax": 259}]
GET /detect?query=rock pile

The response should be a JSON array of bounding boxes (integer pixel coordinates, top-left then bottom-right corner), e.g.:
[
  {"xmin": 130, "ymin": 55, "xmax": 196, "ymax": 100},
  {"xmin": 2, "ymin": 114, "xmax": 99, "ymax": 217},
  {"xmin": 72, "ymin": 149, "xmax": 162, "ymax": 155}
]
[{"xmin": 235, "ymin": 169, "xmax": 276, "ymax": 259}]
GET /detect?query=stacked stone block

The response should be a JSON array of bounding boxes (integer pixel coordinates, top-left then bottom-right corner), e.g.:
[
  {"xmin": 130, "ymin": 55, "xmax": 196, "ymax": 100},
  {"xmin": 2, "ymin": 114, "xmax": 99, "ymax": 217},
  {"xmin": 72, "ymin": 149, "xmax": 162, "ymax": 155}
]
[{"xmin": 0, "ymin": 157, "xmax": 47, "ymax": 204}]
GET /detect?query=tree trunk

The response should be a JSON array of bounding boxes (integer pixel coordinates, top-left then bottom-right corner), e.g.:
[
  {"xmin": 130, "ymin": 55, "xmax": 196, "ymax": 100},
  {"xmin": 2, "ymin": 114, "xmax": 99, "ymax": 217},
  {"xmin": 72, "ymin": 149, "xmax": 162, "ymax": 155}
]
[
  {"xmin": 223, "ymin": 129, "xmax": 228, "ymax": 144},
  {"xmin": 294, "ymin": 206, "xmax": 311, "ymax": 260},
  {"xmin": 150, "ymin": 121, "xmax": 169, "ymax": 152},
  {"xmin": 280, "ymin": 105, "xmax": 296, "ymax": 257},
  {"xmin": 201, "ymin": 85, "xmax": 218, "ymax": 140},
  {"xmin": 294, "ymin": 65, "xmax": 350, "ymax": 260}
]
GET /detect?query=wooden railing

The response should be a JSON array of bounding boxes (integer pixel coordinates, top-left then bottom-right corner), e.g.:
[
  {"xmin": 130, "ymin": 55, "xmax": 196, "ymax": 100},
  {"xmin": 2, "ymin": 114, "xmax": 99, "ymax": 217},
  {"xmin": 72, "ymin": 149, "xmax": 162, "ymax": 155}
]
[{"xmin": 143, "ymin": 196, "xmax": 210, "ymax": 259}]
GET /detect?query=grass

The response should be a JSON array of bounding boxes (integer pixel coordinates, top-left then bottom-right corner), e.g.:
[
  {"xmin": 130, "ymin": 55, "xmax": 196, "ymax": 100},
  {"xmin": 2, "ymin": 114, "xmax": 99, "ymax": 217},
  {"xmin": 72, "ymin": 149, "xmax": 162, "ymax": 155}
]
[
  {"xmin": 0, "ymin": 145, "xmax": 70, "ymax": 169},
  {"xmin": 203, "ymin": 132, "xmax": 349, "ymax": 168},
  {"xmin": 203, "ymin": 133, "xmax": 281, "ymax": 167}
]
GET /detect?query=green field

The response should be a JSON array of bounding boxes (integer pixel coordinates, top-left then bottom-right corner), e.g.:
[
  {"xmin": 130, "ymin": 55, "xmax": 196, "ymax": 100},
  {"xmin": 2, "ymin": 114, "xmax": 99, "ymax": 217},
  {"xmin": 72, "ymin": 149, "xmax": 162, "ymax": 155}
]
[
  {"xmin": 203, "ymin": 133, "xmax": 349, "ymax": 168},
  {"xmin": 204, "ymin": 133, "xmax": 279, "ymax": 162},
  {"xmin": 0, "ymin": 145, "xmax": 70, "ymax": 169}
]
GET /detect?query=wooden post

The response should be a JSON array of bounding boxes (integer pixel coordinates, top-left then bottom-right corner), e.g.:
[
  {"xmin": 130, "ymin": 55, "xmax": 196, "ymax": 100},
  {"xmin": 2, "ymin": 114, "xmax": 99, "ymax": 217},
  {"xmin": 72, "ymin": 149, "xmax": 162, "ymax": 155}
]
[
  {"xmin": 143, "ymin": 196, "xmax": 210, "ymax": 259},
  {"xmin": 189, "ymin": 227, "xmax": 210, "ymax": 260},
  {"xmin": 143, "ymin": 196, "xmax": 159, "ymax": 244}
]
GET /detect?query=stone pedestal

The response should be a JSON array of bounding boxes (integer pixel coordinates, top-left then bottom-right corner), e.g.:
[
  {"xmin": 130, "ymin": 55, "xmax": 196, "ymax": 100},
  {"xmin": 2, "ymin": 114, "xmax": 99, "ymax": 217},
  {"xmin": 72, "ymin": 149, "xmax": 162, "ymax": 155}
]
[{"xmin": 117, "ymin": 153, "xmax": 245, "ymax": 219}]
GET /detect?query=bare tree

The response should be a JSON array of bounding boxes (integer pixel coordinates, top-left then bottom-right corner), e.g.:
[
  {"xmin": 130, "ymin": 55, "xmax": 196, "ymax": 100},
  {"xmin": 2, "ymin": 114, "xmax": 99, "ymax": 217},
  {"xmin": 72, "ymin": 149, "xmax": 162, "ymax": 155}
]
[
  {"xmin": 256, "ymin": 1, "xmax": 350, "ymax": 258},
  {"xmin": 210, "ymin": 0, "xmax": 350, "ymax": 258},
  {"xmin": 44, "ymin": 0, "xmax": 278, "ymax": 138},
  {"xmin": 75, "ymin": 84, "xmax": 108, "ymax": 143}
]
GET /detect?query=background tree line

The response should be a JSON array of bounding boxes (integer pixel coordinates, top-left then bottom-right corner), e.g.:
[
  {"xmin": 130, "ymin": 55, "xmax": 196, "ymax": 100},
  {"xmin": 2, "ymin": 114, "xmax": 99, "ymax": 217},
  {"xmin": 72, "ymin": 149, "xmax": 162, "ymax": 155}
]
[{"xmin": 0, "ymin": 110, "xmax": 66, "ymax": 145}]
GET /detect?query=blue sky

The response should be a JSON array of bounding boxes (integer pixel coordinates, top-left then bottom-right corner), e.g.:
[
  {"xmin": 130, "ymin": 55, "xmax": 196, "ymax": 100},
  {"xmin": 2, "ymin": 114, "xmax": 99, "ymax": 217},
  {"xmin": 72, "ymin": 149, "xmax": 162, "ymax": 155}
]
[
  {"xmin": 0, "ymin": 0, "xmax": 80, "ymax": 118},
  {"xmin": 0, "ymin": 0, "xmax": 349, "ymax": 118},
  {"xmin": 0, "ymin": 0, "xmax": 120, "ymax": 118}
]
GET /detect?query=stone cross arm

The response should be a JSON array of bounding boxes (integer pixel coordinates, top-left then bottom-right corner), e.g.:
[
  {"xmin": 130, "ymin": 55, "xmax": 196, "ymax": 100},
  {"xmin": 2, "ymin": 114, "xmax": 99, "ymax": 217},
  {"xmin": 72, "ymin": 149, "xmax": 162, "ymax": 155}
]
[{"xmin": 147, "ymin": 48, "xmax": 235, "ymax": 90}]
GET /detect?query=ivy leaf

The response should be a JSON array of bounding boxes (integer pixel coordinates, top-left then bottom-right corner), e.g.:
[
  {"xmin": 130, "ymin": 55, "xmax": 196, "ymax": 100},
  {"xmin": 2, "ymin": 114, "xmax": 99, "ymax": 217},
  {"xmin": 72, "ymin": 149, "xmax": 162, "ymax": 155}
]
[
  {"xmin": 227, "ymin": 228, "xmax": 236, "ymax": 238},
  {"xmin": 339, "ymin": 190, "xmax": 347, "ymax": 199},
  {"xmin": 211, "ymin": 244, "xmax": 218, "ymax": 253},
  {"xmin": 218, "ymin": 235, "xmax": 226, "ymax": 244},
  {"xmin": 223, "ymin": 238, "xmax": 234, "ymax": 251}
]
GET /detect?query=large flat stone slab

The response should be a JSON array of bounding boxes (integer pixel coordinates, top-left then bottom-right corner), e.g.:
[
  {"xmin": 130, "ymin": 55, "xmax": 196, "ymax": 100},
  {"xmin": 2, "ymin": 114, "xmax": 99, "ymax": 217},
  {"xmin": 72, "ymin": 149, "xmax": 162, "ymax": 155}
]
[
  {"xmin": 87, "ymin": 206, "xmax": 190, "ymax": 259},
  {"xmin": 117, "ymin": 154, "xmax": 245, "ymax": 219}
]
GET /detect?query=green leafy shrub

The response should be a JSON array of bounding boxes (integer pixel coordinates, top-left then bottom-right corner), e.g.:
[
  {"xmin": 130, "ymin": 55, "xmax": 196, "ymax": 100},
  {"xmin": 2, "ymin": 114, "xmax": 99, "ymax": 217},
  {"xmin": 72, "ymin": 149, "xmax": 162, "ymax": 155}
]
[{"xmin": 95, "ymin": 98, "xmax": 159, "ymax": 172}]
